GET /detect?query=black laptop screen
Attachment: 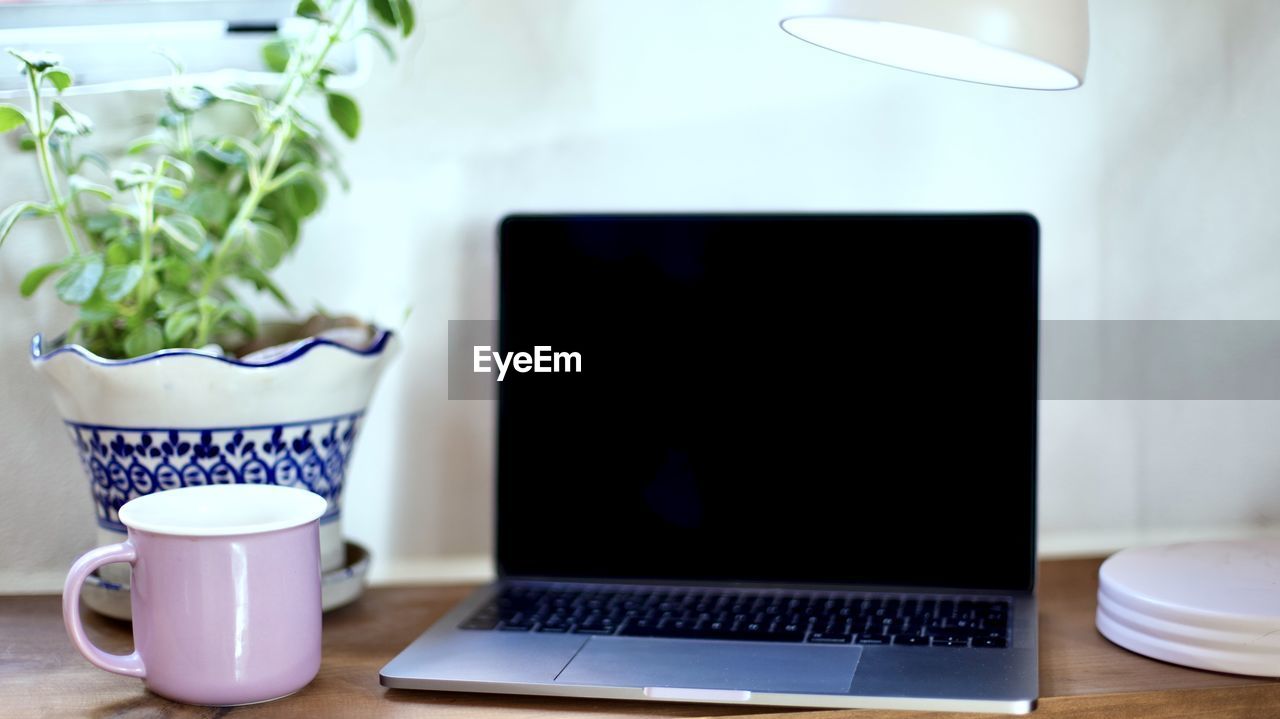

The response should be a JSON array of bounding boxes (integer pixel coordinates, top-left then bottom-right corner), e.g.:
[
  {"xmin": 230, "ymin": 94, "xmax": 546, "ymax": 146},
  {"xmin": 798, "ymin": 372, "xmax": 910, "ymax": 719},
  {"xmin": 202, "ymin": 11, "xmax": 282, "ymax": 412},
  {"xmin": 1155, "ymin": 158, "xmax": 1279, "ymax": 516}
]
[{"xmin": 496, "ymin": 215, "xmax": 1038, "ymax": 591}]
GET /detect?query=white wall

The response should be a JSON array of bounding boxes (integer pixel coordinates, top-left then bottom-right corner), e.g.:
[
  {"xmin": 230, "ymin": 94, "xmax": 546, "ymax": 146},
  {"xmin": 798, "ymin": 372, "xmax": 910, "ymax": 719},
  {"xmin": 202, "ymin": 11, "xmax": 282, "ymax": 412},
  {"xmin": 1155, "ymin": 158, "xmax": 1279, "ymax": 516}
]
[{"xmin": 4, "ymin": 0, "xmax": 1280, "ymax": 590}]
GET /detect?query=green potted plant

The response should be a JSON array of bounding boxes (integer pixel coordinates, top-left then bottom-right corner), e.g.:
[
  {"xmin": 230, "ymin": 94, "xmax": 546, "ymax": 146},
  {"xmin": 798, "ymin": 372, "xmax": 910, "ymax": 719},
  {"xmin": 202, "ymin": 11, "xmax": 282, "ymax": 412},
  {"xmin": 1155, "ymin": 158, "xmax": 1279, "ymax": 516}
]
[{"xmin": 0, "ymin": 0, "xmax": 416, "ymax": 617}]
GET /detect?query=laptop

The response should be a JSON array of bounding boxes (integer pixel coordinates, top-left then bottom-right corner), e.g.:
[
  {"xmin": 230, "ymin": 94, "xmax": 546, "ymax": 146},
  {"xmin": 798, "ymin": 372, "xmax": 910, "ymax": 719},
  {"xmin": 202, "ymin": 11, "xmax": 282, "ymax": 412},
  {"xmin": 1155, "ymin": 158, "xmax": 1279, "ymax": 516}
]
[{"xmin": 381, "ymin": 214, "xmax": 1040, "ymax": 714}]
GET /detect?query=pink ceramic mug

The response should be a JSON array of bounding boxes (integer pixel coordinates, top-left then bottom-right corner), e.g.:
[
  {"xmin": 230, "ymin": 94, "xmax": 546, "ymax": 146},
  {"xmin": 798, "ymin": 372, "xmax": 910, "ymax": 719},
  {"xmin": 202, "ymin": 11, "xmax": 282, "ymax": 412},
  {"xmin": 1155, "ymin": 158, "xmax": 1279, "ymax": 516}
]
[{"xmin": 63, "ymin": 484, "xmax": 327, "ymax": 706}]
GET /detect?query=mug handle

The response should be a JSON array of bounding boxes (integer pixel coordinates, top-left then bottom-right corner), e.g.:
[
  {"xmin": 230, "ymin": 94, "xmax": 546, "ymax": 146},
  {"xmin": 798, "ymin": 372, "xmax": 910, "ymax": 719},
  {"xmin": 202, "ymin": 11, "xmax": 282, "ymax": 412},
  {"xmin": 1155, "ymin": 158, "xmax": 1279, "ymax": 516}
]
[{"xmin": 63, "ymin": 542, "xmax": 146, "ymax": 678}]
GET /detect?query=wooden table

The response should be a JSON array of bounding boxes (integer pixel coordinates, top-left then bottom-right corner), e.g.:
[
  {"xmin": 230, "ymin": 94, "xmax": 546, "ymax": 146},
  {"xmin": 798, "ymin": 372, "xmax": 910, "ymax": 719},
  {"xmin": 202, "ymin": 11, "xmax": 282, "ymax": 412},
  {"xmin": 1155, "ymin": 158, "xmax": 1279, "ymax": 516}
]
[{"xmin": 2, "ymin": 558, "xmax": 1277, "ymax": 718}]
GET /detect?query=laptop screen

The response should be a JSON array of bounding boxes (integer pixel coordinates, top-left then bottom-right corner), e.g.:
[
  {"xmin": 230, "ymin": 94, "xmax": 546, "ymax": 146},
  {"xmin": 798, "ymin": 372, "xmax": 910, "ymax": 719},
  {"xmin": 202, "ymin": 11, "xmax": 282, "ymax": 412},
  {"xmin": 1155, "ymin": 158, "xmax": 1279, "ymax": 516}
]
[{"xmin": 496, "ymin": 215, "xmax": 1038, "ymax": 591}]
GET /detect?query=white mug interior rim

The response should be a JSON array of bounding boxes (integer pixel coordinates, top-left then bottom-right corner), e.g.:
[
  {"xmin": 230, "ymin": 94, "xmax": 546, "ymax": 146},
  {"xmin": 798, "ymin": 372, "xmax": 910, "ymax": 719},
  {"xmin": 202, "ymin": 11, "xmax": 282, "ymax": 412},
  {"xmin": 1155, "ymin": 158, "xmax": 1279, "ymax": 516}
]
[{"xmin": 117, "ymin": 484, "xmax": 328, "ymax": 537}]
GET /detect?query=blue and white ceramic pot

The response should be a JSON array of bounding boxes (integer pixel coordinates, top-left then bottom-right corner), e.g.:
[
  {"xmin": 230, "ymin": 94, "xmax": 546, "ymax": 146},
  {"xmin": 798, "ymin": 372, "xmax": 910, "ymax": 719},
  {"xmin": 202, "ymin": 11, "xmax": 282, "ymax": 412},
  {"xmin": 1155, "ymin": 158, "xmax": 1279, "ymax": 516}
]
[{"xmin": 31, "ymin": 329, "xmax": 397, "ymax": 593}]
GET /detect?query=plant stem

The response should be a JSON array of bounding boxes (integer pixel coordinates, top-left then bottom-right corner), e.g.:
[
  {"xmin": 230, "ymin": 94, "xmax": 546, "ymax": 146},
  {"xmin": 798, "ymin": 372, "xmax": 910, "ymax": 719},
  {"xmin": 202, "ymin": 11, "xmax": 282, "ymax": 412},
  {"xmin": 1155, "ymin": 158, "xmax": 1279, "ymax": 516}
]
[
  {"xmin": 54, "ymin": 139, "xmax": 90, "ymax": 236},
  {"xmin": 195, "ymin": 301, "xmax": 215, "ymax": 348},
  {"xmin": 136, "ymin": 183, "xmax": 157, "ymax": 310},
  {"xmin": 191, "ymin": 0, "xmax": 359, "ymax": 347},
  {"xmin": 177, "ymin": 113, "xmax": 194, "ymax": 161},
  {"xmin": 203, "ymin": 122, "xmax": 289, "ymax": 286},
  {"xmin": 272, "ymin": 0, "xmax": 356, "ymax": 124},
  {"xmin": 27, "ymin": 68, "xmax": 82, "ymax": 256}
]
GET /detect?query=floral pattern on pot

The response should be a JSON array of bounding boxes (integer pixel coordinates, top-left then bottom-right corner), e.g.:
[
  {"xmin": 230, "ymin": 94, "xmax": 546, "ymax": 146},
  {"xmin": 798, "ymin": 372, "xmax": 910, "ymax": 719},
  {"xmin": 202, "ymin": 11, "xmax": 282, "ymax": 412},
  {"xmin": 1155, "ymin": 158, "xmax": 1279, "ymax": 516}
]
[{"xmin": 67, "ymin": 412, "xmax": 362, "ymax": 532}]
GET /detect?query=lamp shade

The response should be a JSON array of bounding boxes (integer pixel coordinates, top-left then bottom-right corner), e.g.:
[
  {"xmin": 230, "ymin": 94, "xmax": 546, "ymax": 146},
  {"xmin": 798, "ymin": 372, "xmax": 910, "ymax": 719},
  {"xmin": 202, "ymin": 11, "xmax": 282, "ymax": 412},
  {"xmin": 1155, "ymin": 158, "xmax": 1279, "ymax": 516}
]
[{"xmin": 779, "ymin": 0, "xmax": 1089, "ymax": 90}]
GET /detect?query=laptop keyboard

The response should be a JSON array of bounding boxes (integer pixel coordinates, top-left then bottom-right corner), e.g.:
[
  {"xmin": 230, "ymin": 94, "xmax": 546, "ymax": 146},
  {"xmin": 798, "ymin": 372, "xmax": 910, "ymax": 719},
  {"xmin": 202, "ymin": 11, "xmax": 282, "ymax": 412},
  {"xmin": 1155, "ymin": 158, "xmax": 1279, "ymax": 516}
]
[{"xmin": 459, "ymin": 585, "xmax": 1010, "ymax": 648}]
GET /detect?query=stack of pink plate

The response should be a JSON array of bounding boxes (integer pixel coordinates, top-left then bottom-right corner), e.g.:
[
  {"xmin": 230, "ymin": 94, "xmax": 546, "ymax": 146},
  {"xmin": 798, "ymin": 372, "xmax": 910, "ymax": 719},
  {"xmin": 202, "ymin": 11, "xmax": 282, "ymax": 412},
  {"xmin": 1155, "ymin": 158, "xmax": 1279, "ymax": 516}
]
[{"xmin": 1096, "ymin": 539, "xmax": 1280, "ymax": 677}]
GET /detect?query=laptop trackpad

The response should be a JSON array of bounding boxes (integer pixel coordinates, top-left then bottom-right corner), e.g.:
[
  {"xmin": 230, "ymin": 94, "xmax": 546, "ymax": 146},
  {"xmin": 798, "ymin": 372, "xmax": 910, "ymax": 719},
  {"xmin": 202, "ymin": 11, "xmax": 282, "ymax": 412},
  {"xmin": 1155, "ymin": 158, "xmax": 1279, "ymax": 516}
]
[{"xmin": 555, "ymin": 637, "xmax": 862, "ymax": 695}]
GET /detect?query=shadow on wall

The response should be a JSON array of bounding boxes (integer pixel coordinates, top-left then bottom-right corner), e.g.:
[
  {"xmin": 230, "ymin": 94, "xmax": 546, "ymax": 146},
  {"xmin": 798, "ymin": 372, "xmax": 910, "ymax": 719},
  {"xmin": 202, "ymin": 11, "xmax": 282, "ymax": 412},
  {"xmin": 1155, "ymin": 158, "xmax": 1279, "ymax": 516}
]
[
  {"xmin": 0, "ymin": 230, "xmax": 95, "ymax": 580},
  {"xmin": 386, "ymin": 218, "xmax": 496, "ymax": 559}
]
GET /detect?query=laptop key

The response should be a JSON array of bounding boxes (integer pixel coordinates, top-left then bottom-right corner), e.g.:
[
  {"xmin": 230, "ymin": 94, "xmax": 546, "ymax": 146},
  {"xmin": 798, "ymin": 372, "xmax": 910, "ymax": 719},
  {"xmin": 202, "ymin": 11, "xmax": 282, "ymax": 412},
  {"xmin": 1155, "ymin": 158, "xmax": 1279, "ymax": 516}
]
[
  {"xmin": 807, "ymin": 633, "xmax": 852, "ymax": 644},
  {"xmin": 932, "ymin": 637, "xmax": 969, "ymax": 647},
  {"xmin": 855, "ymin": 634, "xmax": 889, "ymax": 645},
  {"xmin": 894, "ymin": 635, "xmax": 930, "ymax": 646},
  {"xmin": 974, "ymin": 637, "xmax": 1008, "ymax": 648}
]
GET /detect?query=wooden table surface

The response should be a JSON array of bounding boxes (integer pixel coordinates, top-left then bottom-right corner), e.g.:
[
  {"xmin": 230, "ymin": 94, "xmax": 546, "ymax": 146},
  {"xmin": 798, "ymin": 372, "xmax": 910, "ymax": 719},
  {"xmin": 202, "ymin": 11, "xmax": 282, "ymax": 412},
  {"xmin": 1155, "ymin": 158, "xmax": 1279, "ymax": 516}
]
[{"xmin": 1, "ymin": 558, "xmax": 1277, "ymax": 718}]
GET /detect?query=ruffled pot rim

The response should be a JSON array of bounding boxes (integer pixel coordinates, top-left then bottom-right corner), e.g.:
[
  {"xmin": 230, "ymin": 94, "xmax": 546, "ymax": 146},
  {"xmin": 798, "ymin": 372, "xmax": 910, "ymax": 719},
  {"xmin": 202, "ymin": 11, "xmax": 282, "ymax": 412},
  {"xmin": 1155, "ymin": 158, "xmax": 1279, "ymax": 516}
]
[{"xmin": 30, "ymin": 328, "xmax": 394, "ymax": 369}]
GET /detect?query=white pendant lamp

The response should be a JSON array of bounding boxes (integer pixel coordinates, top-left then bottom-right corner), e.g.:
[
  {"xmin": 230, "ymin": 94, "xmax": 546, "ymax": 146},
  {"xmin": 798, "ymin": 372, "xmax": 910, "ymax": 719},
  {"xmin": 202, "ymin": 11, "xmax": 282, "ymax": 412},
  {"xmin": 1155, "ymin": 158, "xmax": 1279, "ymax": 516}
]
[{"xmin": 779, "ymin": 0, "xmax": 1089, "ymax": 90}]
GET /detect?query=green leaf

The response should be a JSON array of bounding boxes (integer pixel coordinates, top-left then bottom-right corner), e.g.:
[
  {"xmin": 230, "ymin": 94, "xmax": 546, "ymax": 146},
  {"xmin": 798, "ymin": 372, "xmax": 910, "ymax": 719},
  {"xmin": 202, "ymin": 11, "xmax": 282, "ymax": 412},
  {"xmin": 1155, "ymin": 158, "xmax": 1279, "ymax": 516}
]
[
  {"xmin": 238, "ymin": 263, "xmax": 293, "ymax": 310},
  {"xmin": 249, "ymin": 221, "xmax": 289, "ymax": 269},
  {"xmin": 159, "ymin": 155, "xmax": 194, "ymax": 182},
  {"xmin": 54, "ymin": 253, "xmax": 105, "ymax": 304},
  {"xmin": 111, "ymin": 173, "xmax": 147, "ymax": 191},
  {"xmin": 123, "ymin": 322, "xmax": 164, "ymax": 358},
  {"xmin": 156, "ymin": 214, "xmax": 206, "ymax": 253},
  {"xmin": 99, "ymin": 262, "xmax": 144, "ymax": 301},
  {"xmin": 160, "ymin": 256, "xmax": 192, "ymax": 287},
  {"xmin": 222, "ymin": 304, "xmax": 259, "ymax": 337},
  {"xmin": 0, "ymin": 104, "xmax": 28, "ymax": 133},
  {"xmin": 262, "ymin": 39, "xmax": 291, "ymax": 73},
  {"xmin": 108, "ymin": 203, "xmax": 142, "ymax": 222},
  {"xmin": 265, "ymin": 197, "xmax": 301, "ymax": 244},
  {"xmin": 69, "ymin": 175, "xmax": 114, "ymax": 201},
  {"xmin": 19, "ymin": 261, "xmax": 66, "ymax": 298},
  {"xmin": 8, "ymin": 50, "xmax": 60, "ymax": 73},
  {"xmin": 285, "ymin": 134, "xmax": 321, "ymax": 163},
  {"xmin": 296, "ymin": 0, "xmax": 324, "ymax": 20},
  {"xmin": 196, "ymin": 144, "xmax": 244, "ymax": 169},
  {"xmin": 183, "ymin": 186, "xmax": 232, "ymax": 229},
  {"xmin": 395, "ymin": 0, "xmax": 415, "ymax": 36},
  {"xmin": 287, "ymin": 175, "xmax": 323, "ymax": 217},
  {"xmin": 18, "ymin": 134, "xmax": 36, "ymax": 152},
  {"xmin": 127, "ymin": 134, "xmax": 168, "ymax": 155},
  {"xmin": 315, "ymin": 66, "xmax": 336, "ymax": 90},
  {"xmin": 206, "ymin": 136, "xmax": 261, "ymax": 167},
  {"xmin": 288, "ymin": 109, "xmax": 325, "ymax": 141},
  {"xmin": 153, "ymin": 176, "xmax": 187, "ymax": 198},
  {"xmin": 77, "ymin": 296, "xmax": 117, "ymax": 323},
  {"xmin": 204, "ymin": 85, "xmax": 265, "ymax": 108},
  {"xmin": 370, "ymin": 0, "xmax": 413, "ymax": 36},
  {"xmin": 0, "ymin": 200, "xmax": 54, "ymax": 249},
  {"xmin": 155, "ymin": 289, "xmax": 187, "ymax": 311},
  {"xmin": 153, "ymin": 192, "xmax": 185, "ymax": 214},
  {"xmin": 44, "ymin": 68, "xmax": 72, "ymax": 92},
  {"xmin": 78, "ymin": 151, "xmax": 110, "ymax": 173},
  {"xmin": 370, "ymin": 0, "xmax": 396, "ymax": 26},
  {"xmin": 103, "ymin": 238, "xmax": 131, "ymax": 265},
  {"xmin": 326, "ymin": 92, "xmax": 360, "ymax": 139},
  {"xmin": 264, "ymin": 157, "xmax": 324, "ymax": 220},
  {"xmin": 164, "ymin": 311, "xmax": 200, "ymax": 345},
  {"xmin": 87, "ymin": 213, "xmax": 124, "ymax": 236},
  {"xmin": 219, "ymin": 299, "xmax": 259, "ymax": 338},
  {"xmin": 51, "ymin": 101, "xmax": 92, "ymax": 136},
  {"xmin": 101, "ymin": 225, "xmax": 132, "ymax": 243},
  {"xmin": 358, "ymin": 27, "xmax": 397, "ymax": 61},
  {"xmin": 167, "ymin": 84, "xmax": 215, "ymax": 113},
  {"xmin": 196, "ymin": 296, "xmax": 220, "ymax": 327}
]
